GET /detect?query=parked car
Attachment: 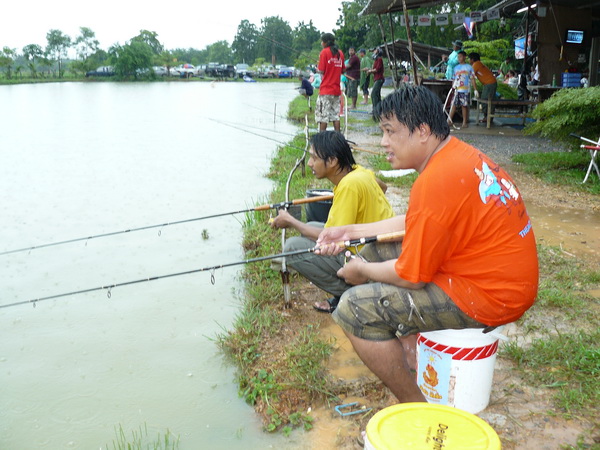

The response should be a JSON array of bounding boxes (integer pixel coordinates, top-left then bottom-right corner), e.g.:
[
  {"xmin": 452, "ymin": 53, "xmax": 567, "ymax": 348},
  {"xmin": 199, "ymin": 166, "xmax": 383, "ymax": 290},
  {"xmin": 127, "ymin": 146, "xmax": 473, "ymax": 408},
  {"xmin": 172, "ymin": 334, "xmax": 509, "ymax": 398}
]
[
  {"xmin": 235, "ymin": 63, "xmax": 254, "ymax": 78},
  {"xmin": 175, "ymin": 63, "xmax": 204, "ymax": 78},
  {"xmin": 85, "ymin": 66, "xmax": 115, "ymax": 77},
  {"xmin": 152, "ymin": 66, "xmax": 168, "ymax": 76},
  {"xmin": 278, "ymin": 67, "xmax": 294, "ymax": 78}
]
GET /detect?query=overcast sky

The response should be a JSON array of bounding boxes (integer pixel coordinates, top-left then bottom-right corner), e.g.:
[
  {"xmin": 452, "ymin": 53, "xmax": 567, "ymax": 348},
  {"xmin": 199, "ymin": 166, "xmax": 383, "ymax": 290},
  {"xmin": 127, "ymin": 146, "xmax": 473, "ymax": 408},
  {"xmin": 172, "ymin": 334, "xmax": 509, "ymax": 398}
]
[{"xmin": 2, "ymin": 1, "xmax": 343, "ymax": 52}]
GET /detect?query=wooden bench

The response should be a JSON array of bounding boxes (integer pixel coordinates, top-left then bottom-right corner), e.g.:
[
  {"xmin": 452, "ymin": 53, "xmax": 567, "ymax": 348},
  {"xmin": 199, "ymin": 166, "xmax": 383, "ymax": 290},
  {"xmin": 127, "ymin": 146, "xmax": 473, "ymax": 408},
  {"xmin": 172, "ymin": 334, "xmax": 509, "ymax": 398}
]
[{"xmin": 474, "ymin": 98, "xmax": 539, "ymax": 129}]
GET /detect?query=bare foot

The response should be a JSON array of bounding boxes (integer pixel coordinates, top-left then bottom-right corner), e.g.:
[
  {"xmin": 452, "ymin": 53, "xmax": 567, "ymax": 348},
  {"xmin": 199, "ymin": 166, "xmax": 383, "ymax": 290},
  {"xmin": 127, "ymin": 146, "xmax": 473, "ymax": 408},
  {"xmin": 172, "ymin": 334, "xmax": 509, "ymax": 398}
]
[{"xmin": 462, "ymin": 123, "xmax": 469, "ymax": 128}]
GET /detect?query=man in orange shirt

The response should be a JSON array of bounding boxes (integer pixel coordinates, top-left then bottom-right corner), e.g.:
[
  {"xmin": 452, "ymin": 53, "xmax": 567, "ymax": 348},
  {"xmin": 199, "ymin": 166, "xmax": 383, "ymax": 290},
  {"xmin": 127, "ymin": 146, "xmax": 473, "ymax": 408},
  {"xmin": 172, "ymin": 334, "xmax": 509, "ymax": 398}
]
[
  {"xmin": 316, "ymin": 86, "xmax": 538, "ymax": 403},
  {"xmin": 469, "ymin": 52, "xmax": 498, "ymax": 123}
]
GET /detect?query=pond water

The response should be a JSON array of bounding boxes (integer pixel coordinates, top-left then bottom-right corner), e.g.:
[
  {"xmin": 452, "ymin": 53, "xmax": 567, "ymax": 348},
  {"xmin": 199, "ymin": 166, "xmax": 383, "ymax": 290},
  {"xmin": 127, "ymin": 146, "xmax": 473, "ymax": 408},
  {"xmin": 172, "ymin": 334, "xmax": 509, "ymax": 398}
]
[{"xmin": 0, "ymin": 81, "xmax": 307, "ymax": 448}]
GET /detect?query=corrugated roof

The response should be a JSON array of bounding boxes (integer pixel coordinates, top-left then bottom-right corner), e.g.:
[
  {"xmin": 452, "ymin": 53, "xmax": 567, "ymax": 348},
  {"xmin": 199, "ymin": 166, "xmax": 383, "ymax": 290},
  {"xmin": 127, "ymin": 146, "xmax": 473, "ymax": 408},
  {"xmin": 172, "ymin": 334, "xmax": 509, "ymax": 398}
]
[{"xmin": 360, "ymin": 0, "xmax": 600, "ymax": 17}]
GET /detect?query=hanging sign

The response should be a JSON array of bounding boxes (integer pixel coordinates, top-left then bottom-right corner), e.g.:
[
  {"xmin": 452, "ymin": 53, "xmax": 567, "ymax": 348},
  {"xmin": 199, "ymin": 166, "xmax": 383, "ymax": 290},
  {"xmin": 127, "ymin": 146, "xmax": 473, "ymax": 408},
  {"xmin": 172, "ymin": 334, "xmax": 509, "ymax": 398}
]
[
  {"xmin": 487, "ymin": 9, "xmax": 500, "ymax": 20},
  {"xmin": 435, "ymin": 14, "xmax": 449, "ymax": 26},
  {"xmin": 418, "ymin": 15, "xmax": 432, "ymax": 26},
  {"xmin": 452, "ymin": 13, "xmax": 465, "ymax": 24},
  {"xmin": 400, "ymin": 15, "xmax": 416, "ymax": 26},
  {"xmin": 470, "ymin": 11, "xmax": 484, "ymax": 22}
]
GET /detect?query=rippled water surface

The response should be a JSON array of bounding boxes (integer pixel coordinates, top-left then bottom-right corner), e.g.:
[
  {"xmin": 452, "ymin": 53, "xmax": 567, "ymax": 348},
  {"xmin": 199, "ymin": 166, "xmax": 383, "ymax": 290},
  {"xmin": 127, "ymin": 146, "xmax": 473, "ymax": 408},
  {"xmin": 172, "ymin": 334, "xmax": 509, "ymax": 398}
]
[{"xmin": 0, "ymin": 81, "xmax": 304, "ymax": 448}]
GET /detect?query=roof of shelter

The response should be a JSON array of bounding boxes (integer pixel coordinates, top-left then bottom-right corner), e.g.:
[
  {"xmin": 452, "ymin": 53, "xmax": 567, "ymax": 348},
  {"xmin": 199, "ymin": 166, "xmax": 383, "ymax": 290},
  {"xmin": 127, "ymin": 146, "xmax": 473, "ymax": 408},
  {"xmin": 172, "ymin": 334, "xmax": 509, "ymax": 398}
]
[
  {"xmin": 360, "ymin": 0, "xmax": 600, "ymax": 18},
  {"xmin": 381, "ymin": 39, "xmax": 449, "ymax": 62}
]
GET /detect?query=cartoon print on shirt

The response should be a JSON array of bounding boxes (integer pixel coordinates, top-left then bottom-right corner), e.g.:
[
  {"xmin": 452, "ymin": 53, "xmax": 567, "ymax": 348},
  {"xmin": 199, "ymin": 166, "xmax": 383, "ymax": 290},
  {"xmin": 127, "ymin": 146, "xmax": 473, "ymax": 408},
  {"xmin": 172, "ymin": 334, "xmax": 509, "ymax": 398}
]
[{"xmin": 474, "ymin": 162, "xmax": 519, "ymax": 208}]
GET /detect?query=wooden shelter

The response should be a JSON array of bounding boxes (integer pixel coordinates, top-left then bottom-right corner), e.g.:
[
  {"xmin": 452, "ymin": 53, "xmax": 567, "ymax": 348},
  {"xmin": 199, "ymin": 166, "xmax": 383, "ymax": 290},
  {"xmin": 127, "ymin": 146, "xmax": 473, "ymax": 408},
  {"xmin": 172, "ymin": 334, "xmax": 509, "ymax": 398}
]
[{"xmin": 360, "ymin": 0, "xmax": 600, "ymax": 88}]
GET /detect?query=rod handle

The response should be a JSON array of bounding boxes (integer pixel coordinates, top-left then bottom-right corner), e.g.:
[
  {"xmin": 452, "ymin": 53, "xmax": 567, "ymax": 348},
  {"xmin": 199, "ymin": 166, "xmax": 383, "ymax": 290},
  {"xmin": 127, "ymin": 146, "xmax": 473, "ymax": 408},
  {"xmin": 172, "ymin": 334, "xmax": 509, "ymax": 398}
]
[{"xmin": 291, "ymin": 194, "xmax": 334, "ymax": 205}]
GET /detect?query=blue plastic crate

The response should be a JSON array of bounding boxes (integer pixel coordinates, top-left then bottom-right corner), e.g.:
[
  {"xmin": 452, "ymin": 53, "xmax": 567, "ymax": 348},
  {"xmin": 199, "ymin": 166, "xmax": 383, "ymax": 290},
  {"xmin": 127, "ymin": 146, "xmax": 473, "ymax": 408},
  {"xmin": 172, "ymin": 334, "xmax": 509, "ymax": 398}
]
[{"xmin": 562, "ymin": 73, "xmax": 581, "ymax": 87}]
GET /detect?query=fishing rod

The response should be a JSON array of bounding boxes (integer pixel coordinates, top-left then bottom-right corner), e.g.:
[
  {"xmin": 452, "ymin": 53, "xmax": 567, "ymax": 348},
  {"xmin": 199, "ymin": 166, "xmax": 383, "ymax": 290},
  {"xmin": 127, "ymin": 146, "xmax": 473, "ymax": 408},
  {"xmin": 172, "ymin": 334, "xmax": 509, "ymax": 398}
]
[
  {"xmin": 0, "ymin": 194, "xmax": 333, "ymax": 257},
  {"xmin": 0, "ymin": 231, "xmax": 405, "ymax": 310},
  {"xmin": 207, "ymin": 117, "xmax": 309, "ymax": 155}
]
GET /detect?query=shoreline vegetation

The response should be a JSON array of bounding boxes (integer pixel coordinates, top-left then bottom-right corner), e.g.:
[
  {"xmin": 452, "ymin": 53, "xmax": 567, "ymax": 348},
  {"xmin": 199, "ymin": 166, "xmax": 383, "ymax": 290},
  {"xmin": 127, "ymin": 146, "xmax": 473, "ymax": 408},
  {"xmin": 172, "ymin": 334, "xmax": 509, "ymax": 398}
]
[{"xmin": 217, "ymin": 95, "xmax": 599, "ymax": 447}]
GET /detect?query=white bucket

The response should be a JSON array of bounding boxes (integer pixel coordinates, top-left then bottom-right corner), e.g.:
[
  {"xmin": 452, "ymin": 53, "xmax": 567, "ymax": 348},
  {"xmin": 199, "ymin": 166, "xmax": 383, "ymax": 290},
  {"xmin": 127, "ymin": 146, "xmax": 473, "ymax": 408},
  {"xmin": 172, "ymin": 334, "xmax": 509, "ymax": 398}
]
[{"xmin": 416, "ymin": 327, "xmax": 505, "ymax": 414}]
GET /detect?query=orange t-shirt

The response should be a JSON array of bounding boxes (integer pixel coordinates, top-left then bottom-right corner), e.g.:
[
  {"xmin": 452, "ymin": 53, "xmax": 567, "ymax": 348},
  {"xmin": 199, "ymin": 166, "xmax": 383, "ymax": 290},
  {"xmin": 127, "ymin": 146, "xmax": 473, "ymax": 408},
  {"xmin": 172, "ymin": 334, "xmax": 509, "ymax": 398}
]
[
  {"xmin": 472, "ymin": 60, "xmax": 497, "ymax": 85},
  {"xmin": 395, "ymin": 137, "xmax": 538, "ymax": 326}
]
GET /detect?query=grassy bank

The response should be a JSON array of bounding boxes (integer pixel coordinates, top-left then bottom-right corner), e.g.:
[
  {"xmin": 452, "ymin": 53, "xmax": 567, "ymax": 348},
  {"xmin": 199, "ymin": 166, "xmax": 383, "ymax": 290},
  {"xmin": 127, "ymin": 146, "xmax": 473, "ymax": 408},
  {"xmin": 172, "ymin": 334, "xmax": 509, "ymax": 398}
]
[{"xmin": 217, "ymin": 95, "xmax": 600, "ymax": 444}]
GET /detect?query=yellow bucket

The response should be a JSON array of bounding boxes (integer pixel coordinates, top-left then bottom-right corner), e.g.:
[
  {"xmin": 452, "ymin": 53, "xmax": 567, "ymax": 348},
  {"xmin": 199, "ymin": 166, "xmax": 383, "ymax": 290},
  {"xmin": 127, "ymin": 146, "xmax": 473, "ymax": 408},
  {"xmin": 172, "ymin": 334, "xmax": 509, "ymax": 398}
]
[{"xmin": 365, "ymin": 403, "xmax": 501, "ymax": 450}]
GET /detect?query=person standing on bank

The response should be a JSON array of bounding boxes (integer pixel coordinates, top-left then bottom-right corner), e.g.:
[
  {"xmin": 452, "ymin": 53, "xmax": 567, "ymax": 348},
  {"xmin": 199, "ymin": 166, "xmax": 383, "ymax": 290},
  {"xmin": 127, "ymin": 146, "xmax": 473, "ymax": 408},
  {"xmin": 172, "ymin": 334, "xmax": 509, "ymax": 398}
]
[
  {"xmin": 316, "ymin": 33, "xmax": 345, "ymax": 132},
  {"xmin": 315, "ymin": 86, "xmax": 538, "ymax": 404},
  {"xmin": 358, "ymin": 49, "xmax": 372, "ymax": 105},
  {"xmin": 469, "ymin": 52, "xmax": 497, "ymax": 124},
  {"xmin": 270, "ymin": 131, "xmax": 393, "ymax": 313},
  {"xmin": 345, "ymin": 47, "xmax": 361, "ymax": 109},
  {"xmin": 369, "ymin": 48, "xmax": 385, "ymax": 109},
  {"xmin": 447, "ymin": 51, "xmax": 478, "ymax": 128},
  {"xmin": 445, "ymin": 40, "xmax": 463, "ymax": 81}
]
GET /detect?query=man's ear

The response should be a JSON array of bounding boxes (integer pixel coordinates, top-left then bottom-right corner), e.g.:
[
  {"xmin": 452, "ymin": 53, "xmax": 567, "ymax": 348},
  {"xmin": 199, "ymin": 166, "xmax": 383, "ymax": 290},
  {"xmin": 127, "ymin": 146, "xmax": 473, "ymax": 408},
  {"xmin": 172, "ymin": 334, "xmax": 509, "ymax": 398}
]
[
  {"xmin": 325, "ymin": 156, "xmax": 338, "ymax": 168},
  {"xmin": 419, "ymin": 124, "xmax": 432, "ymax": 140}
]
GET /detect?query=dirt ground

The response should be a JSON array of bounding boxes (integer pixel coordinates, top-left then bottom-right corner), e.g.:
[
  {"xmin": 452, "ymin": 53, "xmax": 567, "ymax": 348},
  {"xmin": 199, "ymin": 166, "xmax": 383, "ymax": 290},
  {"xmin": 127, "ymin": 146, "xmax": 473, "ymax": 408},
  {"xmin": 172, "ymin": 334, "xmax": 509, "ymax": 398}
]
[{"xmin": 276, "ymin": 129, "xmax": 600, "ymax": 449}]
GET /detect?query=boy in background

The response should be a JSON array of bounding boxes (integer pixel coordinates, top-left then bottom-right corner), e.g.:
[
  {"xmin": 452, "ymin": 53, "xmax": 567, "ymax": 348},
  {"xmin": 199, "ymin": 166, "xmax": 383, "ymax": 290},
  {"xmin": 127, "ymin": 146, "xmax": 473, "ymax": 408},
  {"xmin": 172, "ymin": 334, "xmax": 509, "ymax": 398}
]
[{"xmin": 447, "ymin": 51, "xmax": 478, "ymax": 128}]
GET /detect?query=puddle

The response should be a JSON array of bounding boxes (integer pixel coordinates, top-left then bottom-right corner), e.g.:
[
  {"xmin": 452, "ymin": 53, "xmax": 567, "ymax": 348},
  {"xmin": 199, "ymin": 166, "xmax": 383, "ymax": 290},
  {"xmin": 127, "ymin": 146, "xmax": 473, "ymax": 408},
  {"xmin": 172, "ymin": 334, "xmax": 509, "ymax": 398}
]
[{"xmin": 527, "ymin": 203, "xmax": 600, "ymax": 261}]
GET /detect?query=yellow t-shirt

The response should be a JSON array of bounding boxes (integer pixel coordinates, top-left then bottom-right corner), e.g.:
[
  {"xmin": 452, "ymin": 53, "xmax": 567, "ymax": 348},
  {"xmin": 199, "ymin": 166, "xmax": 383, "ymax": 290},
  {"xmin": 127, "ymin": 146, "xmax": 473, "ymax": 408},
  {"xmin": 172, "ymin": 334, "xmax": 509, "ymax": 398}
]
[{"xmin": 325, "ymin": 165, "xmax": 394, "ymax": 228}]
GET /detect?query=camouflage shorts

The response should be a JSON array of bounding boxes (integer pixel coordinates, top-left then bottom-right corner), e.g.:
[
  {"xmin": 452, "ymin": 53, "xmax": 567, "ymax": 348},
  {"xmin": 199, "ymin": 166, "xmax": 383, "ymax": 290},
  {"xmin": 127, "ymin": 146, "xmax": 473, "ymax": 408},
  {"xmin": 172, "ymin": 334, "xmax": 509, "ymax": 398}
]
[
  {"xmin": 332, "ymin": 242, "xmax": 485, "ymax": 341},
  {"xmin": 315, "ymin": 95, "xmax": 341, "ymax": 123},
  {"xmin": 346, "ymin": 79, "xmax": 359, "ymax": 98}
]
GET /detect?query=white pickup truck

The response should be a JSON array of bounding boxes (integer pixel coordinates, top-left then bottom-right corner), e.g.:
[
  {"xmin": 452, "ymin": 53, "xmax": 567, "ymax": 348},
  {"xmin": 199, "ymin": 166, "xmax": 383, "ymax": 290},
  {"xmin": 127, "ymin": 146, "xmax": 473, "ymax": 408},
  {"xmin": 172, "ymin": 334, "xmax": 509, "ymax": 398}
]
[{"xmin": 174, "ymin": 64, "xmax": 204, "ymax": 78}]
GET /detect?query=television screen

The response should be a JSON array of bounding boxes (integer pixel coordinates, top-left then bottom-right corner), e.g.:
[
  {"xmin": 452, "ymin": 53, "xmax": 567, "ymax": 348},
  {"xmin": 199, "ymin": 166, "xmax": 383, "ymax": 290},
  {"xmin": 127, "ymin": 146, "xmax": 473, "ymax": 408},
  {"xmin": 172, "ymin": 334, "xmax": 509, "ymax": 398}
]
[{"xmin": 565, "ymin": 30, "xmax": 584, "ymax": 44}]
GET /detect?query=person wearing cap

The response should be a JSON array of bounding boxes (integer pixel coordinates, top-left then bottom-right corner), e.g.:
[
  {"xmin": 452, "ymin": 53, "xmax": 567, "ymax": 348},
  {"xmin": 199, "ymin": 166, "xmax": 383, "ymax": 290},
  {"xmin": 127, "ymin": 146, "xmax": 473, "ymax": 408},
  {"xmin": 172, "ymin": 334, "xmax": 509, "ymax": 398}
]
[
  {"xmin": 445, "ymin": 40, "xmax": 463, "ymax": 81},
  {"xmin": 316, "ymin": 33, "xmax": 345, "ymax": 132},
  {"xmin": 369, "ymin": 48, "xmax": 385, "ymax": 109},
  {"xmin": 358, "ymin": 49, "xmax": 372, "ymax": 105}
]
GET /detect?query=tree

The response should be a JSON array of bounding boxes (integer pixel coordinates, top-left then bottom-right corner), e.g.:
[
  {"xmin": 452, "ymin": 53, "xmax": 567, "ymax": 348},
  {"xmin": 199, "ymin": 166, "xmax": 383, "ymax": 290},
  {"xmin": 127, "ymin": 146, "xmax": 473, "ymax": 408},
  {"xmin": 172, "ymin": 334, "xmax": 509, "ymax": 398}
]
[
  {"xmin": 72, "ymin": 27, "xmax": 100, "ymax": 75},
  {"xmin": 132, "ymin": 30, "xmax": 164, "ymax": 55},
  {"xmin": 206, "ymin": 40, "xmax": 233, "ymax": 64},
  {"xmin": 109, "ymin": 40, "xmax": 154, "ymax": 79},
  {"xmin": 22, "ymin": 44, "xmax": 44, "ymax": 78},
  {"xmin": 257, "ymin": 16, "xmax": 293, "ymax": 66},
  {"xmin": 74, "ymin": 27, "xmax": 99, "ymax": 61},
  {"xmin": 0, "ymin": 47, "xmax": 17, "ymax": 79},
  {"xmin": 232, "ymin": 20, "xmax": 259, "ymax": 64},
  {"xmin": 46, "ymin": 29, "xmax": 71, "ymax": 78},
  {"xmin": 291, "ymin": 21, "xmax": 321, "ymax": 68}
]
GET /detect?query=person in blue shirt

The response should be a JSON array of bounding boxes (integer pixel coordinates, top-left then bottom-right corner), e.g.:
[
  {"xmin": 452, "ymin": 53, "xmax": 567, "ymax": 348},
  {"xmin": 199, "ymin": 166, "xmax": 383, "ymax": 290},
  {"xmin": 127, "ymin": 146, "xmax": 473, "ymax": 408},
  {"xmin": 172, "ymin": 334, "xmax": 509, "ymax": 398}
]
[
  {"xmin": 298, "ymin": 74, "xmax": 314, "ymax": 98},
  {"xmin": 445, "ymin": 40, "xmax": 463, "ymax": 81}
]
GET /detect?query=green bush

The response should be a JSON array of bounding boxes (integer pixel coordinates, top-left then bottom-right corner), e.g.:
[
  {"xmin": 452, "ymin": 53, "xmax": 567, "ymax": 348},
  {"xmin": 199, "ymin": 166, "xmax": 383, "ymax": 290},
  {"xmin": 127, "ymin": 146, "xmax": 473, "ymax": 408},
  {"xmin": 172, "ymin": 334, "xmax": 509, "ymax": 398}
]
[{"xmin": 524, "ymin": 86, "xmax": 600, "ymax": 149}]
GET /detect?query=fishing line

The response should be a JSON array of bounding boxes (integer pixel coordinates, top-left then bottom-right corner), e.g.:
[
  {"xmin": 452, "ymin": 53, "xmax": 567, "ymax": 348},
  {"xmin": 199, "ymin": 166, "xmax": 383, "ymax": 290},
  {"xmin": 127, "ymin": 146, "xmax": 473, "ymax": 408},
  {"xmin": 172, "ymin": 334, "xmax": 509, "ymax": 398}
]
[
  {"xmin": 0, "ymin": 231, "xmax": 405, "ymax": 310},
  {"xmin": 0, "ymin": 195, "xmax": 332, "ymax": 257},
  {"xmin": 207, "ymin": 117, "xmax": 309, "ymax": 155}
]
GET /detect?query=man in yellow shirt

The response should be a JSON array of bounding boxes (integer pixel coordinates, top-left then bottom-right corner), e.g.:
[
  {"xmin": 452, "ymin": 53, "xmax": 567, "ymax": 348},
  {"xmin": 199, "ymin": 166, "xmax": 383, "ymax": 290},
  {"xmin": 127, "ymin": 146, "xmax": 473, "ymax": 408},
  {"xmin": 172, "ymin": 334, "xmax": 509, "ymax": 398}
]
[
  {"xmin": 270, "ymin": 131, "xmax": 394, "ymax": 312},
  {"xmin": 469, "ymin": 52, "xmax": 498, "ymax": 123}
]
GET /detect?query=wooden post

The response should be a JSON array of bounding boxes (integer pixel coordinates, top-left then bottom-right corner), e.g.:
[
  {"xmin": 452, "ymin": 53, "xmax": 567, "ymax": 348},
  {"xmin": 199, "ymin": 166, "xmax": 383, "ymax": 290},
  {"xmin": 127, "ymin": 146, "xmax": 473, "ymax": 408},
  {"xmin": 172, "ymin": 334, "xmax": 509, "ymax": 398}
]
[{"xmin": 402, "ymin": 0, "xmax": 420, "ymax": 85}]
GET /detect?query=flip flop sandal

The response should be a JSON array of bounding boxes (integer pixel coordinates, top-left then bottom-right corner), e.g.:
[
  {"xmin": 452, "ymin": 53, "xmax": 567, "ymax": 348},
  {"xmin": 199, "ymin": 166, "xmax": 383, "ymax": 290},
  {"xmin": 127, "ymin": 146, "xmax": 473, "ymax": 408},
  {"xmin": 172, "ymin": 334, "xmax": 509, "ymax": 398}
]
[{"xmin": 313, "ymin": 297, "xmax": 340, "ymax": 313}]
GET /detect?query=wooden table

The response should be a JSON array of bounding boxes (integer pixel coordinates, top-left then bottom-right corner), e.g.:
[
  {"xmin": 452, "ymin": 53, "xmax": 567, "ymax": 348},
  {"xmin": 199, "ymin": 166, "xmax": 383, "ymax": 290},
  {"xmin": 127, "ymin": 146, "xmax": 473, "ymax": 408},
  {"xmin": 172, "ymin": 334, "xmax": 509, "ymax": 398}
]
[
  {"xmin": 527, "ymin": 85, "xmax": 562, "ymax": 102},
  {"xmin": 474, "ymin": 98, "xmax": 539, "ymax": 128}
]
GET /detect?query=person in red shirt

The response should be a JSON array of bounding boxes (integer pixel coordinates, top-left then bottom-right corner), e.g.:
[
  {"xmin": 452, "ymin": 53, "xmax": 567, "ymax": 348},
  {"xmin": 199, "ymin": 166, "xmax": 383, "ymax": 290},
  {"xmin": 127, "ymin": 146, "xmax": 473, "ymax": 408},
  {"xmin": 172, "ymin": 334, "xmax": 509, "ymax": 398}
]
[
  {"xmin": 316, "ymin": 33, "xmax": 345, "ymax": 132},
  {"xmin": 345, "ymin": 47, "xmax": 361, "ymax": 109},
  {"xmin": 316, "ymin": 85, "xmax": 538, "ymax": 403},
  {"xmin": 369, "ymin": 48, "xmax": 385, "ymax": 109}
]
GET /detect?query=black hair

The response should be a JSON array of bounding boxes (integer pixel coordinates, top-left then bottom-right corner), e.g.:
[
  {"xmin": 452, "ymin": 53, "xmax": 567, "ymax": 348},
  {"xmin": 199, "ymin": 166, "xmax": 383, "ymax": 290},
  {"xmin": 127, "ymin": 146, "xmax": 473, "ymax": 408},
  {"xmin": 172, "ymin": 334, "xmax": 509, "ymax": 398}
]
[
  {"xmin": 310, "ymin": 131, "xmax": 355, "ymax": 172},
  {"xmin": 321, "ymin": 33, "xmax": 339, "ymax": 58},
  {"xmin": 372, "ymin": 85, "xmax": 450, "ymax": 140},
  {"xmin": 458, "ymin": 50, "xmax": 467, "ymax": 57},
  {"xmin": 468, "ymin": 52, "xmax": 480, "ymax": 61}
]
